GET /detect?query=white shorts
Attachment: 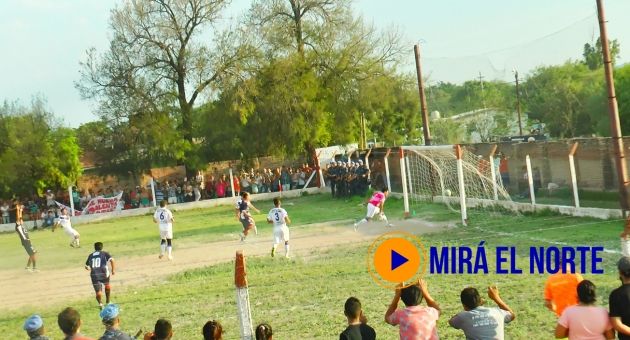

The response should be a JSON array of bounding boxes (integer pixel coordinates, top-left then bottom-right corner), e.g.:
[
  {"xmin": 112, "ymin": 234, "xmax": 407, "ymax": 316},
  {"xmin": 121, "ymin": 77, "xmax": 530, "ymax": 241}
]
[
  {"xmin": 273, "ymin": 225, "xmax": 290, "ymax": 244},
  {"xmin": 168, "ymin": 197, "xmax": 177, "ymax": 204},
  {"xmin": 63, "ymin": 226, "xmax": 79, "ymax": 239},
  {"xmin": 159, "ymin": 226, "xmax": 173, "ymax": 239},
  {"xmin": 366, "ymin": 203, "xmax": 380, "ymax": 219}
]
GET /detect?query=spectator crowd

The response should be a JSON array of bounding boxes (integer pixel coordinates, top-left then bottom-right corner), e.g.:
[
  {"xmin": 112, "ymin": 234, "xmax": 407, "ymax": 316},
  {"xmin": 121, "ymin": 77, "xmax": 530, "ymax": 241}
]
[
  {"xmin": 1, "ymin": 163, "xmax": 319, "ymax": 226},
  {"xmin": 21, "ymin": 252, "xmax": 630, "ymax": 339}
]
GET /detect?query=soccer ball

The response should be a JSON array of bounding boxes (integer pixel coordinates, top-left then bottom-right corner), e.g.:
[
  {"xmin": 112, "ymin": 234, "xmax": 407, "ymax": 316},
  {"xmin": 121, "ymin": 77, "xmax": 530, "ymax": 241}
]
[{"xmin": 444, "ymin": 189, "xmax": 452, "ymax": 196}]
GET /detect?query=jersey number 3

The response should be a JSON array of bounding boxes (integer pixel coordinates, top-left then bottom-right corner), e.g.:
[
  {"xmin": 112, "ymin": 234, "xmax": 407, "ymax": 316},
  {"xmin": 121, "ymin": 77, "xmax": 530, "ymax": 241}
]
[{"xmin": 274, "ymin": 212, "xmax": 280, "ymax": 222}]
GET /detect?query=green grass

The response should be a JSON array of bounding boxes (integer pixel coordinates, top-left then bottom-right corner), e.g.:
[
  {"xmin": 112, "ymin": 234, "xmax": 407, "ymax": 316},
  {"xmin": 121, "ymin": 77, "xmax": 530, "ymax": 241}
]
[{"xmin": 0, "ymin": 194, "xmax": 625, "ymax": 339}]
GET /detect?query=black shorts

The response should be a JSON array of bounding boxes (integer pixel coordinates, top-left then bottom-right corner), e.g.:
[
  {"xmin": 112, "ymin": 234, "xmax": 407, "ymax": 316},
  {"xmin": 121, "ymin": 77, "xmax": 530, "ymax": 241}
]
[
  {"xmin": 21, "ymin": 241, "xmax": 35, "ymax": 256},
  {"xmin": 91, "ymin": 275, "xmax": 110, "ymax": 292},
  {"xmin": 240, "ymin": 217, "xmax": 254, "ymax": 230}
]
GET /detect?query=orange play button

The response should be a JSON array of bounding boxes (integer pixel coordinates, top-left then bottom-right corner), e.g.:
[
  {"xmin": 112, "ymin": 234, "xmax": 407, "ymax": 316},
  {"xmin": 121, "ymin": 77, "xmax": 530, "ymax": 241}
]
[{"xmin": 367, "ymin": 231, "xmax": 427, "ymax": 289}]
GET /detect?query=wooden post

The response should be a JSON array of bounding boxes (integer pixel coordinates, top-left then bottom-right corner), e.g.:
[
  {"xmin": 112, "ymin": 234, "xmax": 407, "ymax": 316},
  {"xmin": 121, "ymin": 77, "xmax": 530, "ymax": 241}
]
[{"xmin": 68, "ymin": 186, "xmax": 75, "ymax": 216}]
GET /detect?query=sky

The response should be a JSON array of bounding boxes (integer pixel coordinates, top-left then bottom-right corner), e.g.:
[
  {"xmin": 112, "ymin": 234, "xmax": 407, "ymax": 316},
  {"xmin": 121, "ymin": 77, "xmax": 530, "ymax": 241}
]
[{"xmin": 1, "ymin": 0, "xmax": 629, "ymax": 127}]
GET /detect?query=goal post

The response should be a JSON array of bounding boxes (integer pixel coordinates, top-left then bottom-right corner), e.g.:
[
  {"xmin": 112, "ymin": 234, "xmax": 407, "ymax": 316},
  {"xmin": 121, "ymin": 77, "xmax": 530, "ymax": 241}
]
[
  {"xmin": 401, "ymin": 145, "xmax": 511, "ymax": 226},
  {"xmin": 235, "ymin": 251, "xmax": 254, "ymax": 340}
]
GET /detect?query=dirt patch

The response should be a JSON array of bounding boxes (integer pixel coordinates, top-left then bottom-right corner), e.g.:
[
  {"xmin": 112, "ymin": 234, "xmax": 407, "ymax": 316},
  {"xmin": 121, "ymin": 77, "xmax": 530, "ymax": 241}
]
[{"xmin": 0, "ymin": 218, "xmax": 452, "ymax": 311}]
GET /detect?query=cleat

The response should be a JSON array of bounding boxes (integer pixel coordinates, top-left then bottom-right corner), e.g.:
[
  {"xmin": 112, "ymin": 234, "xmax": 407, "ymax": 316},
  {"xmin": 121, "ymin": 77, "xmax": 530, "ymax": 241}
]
[
  {"xmin": 285, "ymin": 254, "xmax": 290, "ymax": 259},
  {"xmin": 386, "ymin": 223, "xmax": 394, "ymax": 228},
  {"xmin": 31, "ymin": 268, "xmax": 39, "ymax": 273},
  {"xmin": 254, "ymin": 226, "xmax": 258, "ymax": 235},
  {"xmin": 25, "ymin": 267, "xmax": 32, "ymax": 272},
  {"xmin": 159, "ymin": 254, "xmax": 164, "ymax": 259},
  {"xmin": 353, "ymin": 223, "xmax": 358, "ymax": 232},
  {"xmin": 240, "ymin": 234, "xmax": 245, "ymax": 242},
  {"xmin": 271, "ymin": 247, "xmax": 275, "ymax": 257},
  {"xmin": 168, "ymin": 255, "xmax": 173, "ymax": 261},
  {"xmin": 99, "ymin": 304, "xmax": 104, "ymax": 310}
]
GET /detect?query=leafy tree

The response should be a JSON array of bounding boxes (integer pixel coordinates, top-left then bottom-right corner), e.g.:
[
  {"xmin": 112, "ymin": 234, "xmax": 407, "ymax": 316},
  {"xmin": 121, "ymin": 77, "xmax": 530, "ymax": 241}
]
[
  {"xmin": 583, "ymin": 38, "xmax": 620, "ymax": 70},
  {"xmin": 0, "ymin": 99, "xmax": 82, "ymax": 198},
  {"xmin": 430, "ymin": 119, "xmax": 464, "ymax": 145},
  {"xmin": 524, "ymin": 62, "xmax": 602, "ymax": 138}
]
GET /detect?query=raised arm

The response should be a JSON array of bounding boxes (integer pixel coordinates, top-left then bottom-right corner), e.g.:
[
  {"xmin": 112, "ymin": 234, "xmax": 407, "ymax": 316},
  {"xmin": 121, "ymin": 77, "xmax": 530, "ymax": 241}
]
[
  {"xmin": 419, "ymin": 279, "xmax": 441, "ymax": 315},
  {"xmin": 488, "ymin": 286, "xmax": 515, "ymax": 321},
  {"xmin": 385, "ymin": 284, "xmax": 402, "ymax": 325}
]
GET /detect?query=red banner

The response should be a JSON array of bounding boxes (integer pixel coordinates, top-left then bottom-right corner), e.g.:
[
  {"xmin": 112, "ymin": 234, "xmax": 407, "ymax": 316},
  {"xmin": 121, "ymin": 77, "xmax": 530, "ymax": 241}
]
[{"xmin": 55, "ymin": 193, "xmax": 123, "ymax": 216}]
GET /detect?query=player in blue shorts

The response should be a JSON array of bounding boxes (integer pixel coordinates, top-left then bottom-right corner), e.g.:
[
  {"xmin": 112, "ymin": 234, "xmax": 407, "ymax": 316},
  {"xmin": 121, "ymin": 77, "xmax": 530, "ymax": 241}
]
[
  {"xmin": 235, "ymin": 192, "xmax": 260, "ymax": 242},
  {"xmin": 85, "ymin": 242, "xmax": 116, "ymax": 310}
]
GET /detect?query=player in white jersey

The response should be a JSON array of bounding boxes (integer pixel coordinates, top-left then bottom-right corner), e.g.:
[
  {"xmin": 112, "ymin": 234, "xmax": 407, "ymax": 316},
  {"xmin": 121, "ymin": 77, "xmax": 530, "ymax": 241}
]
[
  {"xmin": 267, "ymin": 198, "xmax": 291, "ymax": 258},
  {"xmin": 52, "ymin": 207, "xmax": 81, "ymax": 248},
  {"xmin": 153, "ymin": 200, "xmax": 174, "ymax": 260},
  {"xmin": 354, "ymin": 187, "xmax": 392, "ymax": 231}
]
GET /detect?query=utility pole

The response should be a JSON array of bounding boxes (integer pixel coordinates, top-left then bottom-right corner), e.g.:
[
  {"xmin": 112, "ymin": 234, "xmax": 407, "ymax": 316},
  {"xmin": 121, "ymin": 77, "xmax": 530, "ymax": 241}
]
[
  {"xmin": 597, "ymin": 0, "xmax": 630, "ymax": 214},
  {"xmin": 513, "ymin": 69, "xmax": 524, "ymax": 136},
  {"xmin": 414, "ymin": 44, "xmax": 431, "ymax": 146},
  {"xmin": 360, "ymin": 112, "xmax": 367, "ymax": 149},
  {"xmin": 478, "ymin": 72, "xmax": 486, "ymax": 108}
]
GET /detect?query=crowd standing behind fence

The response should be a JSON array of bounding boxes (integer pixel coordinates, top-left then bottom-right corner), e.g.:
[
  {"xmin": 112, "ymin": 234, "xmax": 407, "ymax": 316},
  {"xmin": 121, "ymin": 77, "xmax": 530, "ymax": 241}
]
[{"xmin": 0, "ymin": 163, "xmax": 319, "ymax": 226}]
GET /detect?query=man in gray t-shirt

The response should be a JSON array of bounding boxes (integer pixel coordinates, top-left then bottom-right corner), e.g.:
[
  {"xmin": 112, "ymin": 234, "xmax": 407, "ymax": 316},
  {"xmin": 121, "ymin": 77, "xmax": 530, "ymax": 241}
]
[{"xmin": 449, "ymin": 286, "xmax": 515, "ymax": 340}]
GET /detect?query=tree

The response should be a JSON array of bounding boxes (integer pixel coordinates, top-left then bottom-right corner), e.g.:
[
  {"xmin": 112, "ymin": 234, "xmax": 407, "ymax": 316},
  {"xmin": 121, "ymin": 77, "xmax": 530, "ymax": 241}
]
[
  {"xmin": 583, "ymin": 38, "xmax": 620, "ymax": 70},
  {"xmin": 430, "ymin": 119, "xmax": 464, "ymax": 145},
  {"xmin": 524, "ymin": 62, "xmax": 602, "ymax": 138},
  {"xmin": 77, "ymin": 0, "xmax": 253, "ymax": 170},
  {"xmin": 0, "ymin": 99, "xmax": 82, "ymax": 198}
]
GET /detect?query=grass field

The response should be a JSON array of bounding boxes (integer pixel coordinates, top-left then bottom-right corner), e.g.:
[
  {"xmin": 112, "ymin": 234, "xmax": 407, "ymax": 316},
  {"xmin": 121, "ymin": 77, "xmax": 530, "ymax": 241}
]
[{"xmin": 0, "ymin": 193, "xmax": 626, "ymax": 339}]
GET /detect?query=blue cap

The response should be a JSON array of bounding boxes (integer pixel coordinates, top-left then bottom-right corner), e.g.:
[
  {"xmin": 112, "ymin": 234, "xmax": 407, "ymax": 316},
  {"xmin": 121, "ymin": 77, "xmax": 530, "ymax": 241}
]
[
  {"xmin": 99, "ymin": 304, "xmax": 120, "ymax": 321},
  {"xmin": 23, "ymin": 314, "xmax": 43, "ymax": 332}
]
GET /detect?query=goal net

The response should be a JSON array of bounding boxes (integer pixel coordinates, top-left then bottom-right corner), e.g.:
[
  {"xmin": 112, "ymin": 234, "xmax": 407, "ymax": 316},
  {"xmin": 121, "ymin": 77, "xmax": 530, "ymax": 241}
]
[{"xmin": 402, "ymin": 145, "xmax": 512, "ymax": 225}]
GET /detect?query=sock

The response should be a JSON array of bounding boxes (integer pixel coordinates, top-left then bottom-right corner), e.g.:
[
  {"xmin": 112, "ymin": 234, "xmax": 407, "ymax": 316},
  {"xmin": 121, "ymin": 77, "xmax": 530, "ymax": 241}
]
[
  {"xmin": 160, "ymin": 243, "xmax": 166, "ymax": 255},
  {"xmin": 167, "ymin": 246, "xmax": 172, "ymax": 256},
  {"xmin": 75, "ymin": 238, "xmax": 80, "ymax": 247},
  {"xmin": 356, "ymin": 218, "xmax": 368, "ymax": 225},
  {"xmin": 285, "ymin": 244, "xmax": 290, "ymax": 256},
  {"xmin": 381, "ymin": 214, "xmax": 389, "ymax": 224}
]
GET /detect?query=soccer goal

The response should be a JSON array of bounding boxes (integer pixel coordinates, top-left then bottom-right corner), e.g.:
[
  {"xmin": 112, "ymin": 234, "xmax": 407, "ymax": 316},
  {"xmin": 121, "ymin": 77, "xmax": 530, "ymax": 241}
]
[{"xmin": 400, "ymin": 145, "xmax": 511, "ymax": 226}]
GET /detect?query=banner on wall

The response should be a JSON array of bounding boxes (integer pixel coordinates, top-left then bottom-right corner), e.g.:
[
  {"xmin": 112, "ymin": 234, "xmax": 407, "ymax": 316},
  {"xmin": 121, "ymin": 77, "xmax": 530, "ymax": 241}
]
[{"xmin": 55, "ymin": 193, "xmax": 123, "ymax": 216}]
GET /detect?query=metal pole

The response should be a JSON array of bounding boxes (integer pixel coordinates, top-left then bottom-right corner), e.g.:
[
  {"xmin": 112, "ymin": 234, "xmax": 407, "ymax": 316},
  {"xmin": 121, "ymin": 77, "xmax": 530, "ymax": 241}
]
[
  {"xmin": 150, "ymin": 178, "xmax": 157, "ymax": 207},
  {"xmin": 400, "ymin": 149, "xmax": 410, "ymax": 218},
  {"xmin": 597, "ymin": 0, "xmax": 630, "ymax": 214},
  {"xmin": 414, "ymin": 44, "xmax": 432, "ymax": 146},
  {"xmin": 384, "ymin": 149, "xmax": 392, "ymax": 191},
  {"xmin": 568, "ymin": 142, "xmax": 580, "ymax": 208},
  {"xmin": 488, "ymin": 145, "xmax": 499, "ymax": 201},
  {"xmin": 229, "ymin": 169, "xmax": 236, "ymax": 198},
  {"xmin": 514, "ymin": 70, "xmax": 524, "ymax": 136},
  {"xmin": 455, "ymin": 145, "xmax": 468, "ymax": 226},
  {"xmin": 526, "ymin": 155, "xmax": 536, "ymax": 205},
  {"xmin": 68, "ymin": 186, "xmax": 75, "ymax": 216}
]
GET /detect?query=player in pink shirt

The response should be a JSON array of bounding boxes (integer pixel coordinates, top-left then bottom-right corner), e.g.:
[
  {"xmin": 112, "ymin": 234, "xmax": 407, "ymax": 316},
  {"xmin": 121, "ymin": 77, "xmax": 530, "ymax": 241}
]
[{"xmin": 354, "ymin": 187, "xmax": 392, "ymax": 231}]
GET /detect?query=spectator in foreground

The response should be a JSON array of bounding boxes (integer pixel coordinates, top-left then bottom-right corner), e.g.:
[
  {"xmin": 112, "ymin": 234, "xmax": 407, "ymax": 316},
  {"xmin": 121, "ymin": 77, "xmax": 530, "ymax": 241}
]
[
  {"xmin": 144, "ymin": 319, "xmax": 173, "ymax": 340},
  {"xmin": 610, "ymin": 256, "xmax": 630, "ymax": 339},
  {"xmin": 385, "ymin": 279, "xmax": 441, "ymax": 339},
  {"xmin": 449, "ymin": 286, "xmax": 515, "ymax": 339},
  {"xmin": 58, "ymin": 307, "xmax": 94, "ymax": 340},
  {"xmin": 23, "ymin": 314, "xmax": 49, "ymax": 340},
  {"xmin": 256, "ymin": 323, "xmax": 273, "ymax": 340},
  {"xmin": 340, "ymin": 297, "xmax": 376, "ymax": 340},
  {"xmin": 202, "ymin": 320, "xmax": 222, "ymax": 340},
  {"xmin": 555, "ymin": 280, "xmax": 614, "ymax": 339},
  {"xmin": 99, "ymin": 303, "xmax": 137, "ymax": 340},
  {"xmin": 544, "ymin": 262, "xmax": 583, "ymax": 317}
]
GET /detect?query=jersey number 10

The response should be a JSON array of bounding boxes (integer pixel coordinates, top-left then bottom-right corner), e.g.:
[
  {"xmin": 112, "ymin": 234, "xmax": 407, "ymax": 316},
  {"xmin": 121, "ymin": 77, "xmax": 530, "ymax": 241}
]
[{"xmin": 91, "ymin": 258, "xmax": 101, "ymax": 268}]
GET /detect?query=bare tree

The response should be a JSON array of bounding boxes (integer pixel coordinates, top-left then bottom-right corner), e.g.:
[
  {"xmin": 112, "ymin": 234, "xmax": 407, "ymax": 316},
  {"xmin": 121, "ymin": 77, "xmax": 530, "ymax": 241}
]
[{"xmin": 77, "ymin": 0, "xmax": 253, "ymax": 143}]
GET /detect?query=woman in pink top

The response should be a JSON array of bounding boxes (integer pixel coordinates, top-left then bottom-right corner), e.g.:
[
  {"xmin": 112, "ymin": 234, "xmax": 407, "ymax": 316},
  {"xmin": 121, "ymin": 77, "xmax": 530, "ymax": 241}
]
[
  {"xmin": 555, "ymin": 280, "xmax": 614, "ymax": 340},
  {"xmin": 354, "ymin": 187, "xmax": 392, "ymax": 231}
]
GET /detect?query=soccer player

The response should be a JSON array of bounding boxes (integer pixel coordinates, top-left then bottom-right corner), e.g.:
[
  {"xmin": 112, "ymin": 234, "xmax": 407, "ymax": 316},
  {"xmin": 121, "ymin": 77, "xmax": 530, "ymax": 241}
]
[
  {"xmin": 153, "ymin": 200, "xmax": 174, "ymax": 260},
  {"xmin": 52, "ymin": 207, "xmax": 80, "ymax": 248},
  {"xmin": 85, "ymin": 242, "xmax": 115, "ymax": 310},
  {"xmin": 353, "ymin": 187, "xmax": 392, "ymax": 231},
  {"xmin": 236, "ymin": 192, "xmax": 260, "ymax": 242},
  {"xmin": 267, "ymin": 198, "xmax": 291, "ymax": 258},
  {"xmin": 15, "ymin": 201, "xmax": 38, "ymax": 272}
]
